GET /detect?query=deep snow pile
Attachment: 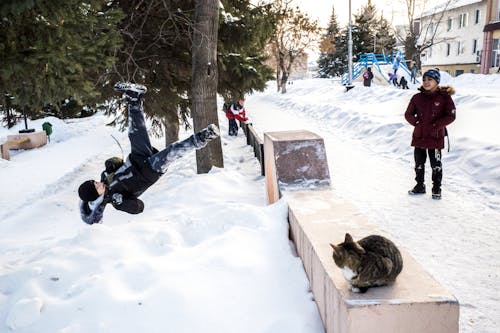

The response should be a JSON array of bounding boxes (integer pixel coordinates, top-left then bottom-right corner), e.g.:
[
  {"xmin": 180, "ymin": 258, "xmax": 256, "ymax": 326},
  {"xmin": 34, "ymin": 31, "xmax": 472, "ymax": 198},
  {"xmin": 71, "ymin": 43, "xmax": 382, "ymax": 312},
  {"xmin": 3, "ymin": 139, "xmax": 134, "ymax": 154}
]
[
  {"xmin": 0, "ymin": 113, "xmax": 323, "ymax": 332},
  {"xmin": 1, "ymin": 73, "xmax": 499, "ymax": 332}
]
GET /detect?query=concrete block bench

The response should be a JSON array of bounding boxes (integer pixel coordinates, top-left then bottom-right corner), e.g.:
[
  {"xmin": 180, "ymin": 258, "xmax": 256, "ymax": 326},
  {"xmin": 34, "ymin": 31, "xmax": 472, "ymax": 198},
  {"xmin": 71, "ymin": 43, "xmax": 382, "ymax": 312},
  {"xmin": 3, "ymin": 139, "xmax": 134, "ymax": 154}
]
[
  {"xmin": 263, "ymin": 129, "xmax": 459, "ymax": 333},
  {"xmin": 287, "ymin": 189, "xmax": 459, "ymax": 333},
  {"xmin": 1, "ymin": 131, "xmax": 47, "ymax": 160}
]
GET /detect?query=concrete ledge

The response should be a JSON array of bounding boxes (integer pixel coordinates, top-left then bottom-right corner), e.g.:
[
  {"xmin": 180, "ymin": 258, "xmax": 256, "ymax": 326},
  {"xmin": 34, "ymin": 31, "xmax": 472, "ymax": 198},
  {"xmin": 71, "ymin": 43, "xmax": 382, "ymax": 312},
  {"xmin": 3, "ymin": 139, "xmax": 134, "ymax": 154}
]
[
  {"xmin": 7, "ymin": 131, "xmax": 47, "ymax": 150},
  {"xmin": 1, "ymin": 131, "xmax": 47, "ymax": 160},
  {"xmin": 286, "ymin": 189, "xmax": 459, "ymax": 333},
  {"xmin": 263, "ymin": 129, "xmax": 459, "ymax": 333},
  {"xmin": 264, "ymin": 130, "xmax": 330, "ymax": 204}
]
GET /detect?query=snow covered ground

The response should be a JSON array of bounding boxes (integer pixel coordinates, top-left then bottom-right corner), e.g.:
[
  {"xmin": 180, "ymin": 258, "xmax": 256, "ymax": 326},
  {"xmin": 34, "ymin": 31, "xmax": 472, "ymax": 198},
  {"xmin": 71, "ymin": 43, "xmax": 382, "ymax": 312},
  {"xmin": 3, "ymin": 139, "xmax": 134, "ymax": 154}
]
[{"xmin": 0, "ymin": 73, "xmax": 499, "ymax": 332}]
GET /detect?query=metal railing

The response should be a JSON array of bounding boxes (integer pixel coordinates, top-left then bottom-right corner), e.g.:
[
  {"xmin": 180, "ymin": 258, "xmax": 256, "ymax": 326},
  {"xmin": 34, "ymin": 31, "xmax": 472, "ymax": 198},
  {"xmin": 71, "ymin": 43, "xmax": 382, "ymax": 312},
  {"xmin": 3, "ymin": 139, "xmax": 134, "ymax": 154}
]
[{"xmin": 240, "ymin": 121, "xmax": 265, "ymax": 176}]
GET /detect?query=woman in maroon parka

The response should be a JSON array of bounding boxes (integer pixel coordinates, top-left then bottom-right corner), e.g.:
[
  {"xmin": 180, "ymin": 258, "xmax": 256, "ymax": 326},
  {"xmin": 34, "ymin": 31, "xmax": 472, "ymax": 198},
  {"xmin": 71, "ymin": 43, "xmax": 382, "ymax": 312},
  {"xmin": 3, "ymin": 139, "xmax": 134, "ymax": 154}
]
[{"xmin": 404, "ymin": 69, "xmax": 456, "ymax": 199}]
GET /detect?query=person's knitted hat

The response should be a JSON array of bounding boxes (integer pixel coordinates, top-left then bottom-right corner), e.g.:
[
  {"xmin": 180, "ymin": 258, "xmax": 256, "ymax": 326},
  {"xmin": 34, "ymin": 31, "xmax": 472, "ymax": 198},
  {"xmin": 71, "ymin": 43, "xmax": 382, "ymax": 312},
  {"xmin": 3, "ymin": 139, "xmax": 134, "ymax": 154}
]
[
  {"xmin": 423, "ymin": 69, "xmax": 440, "ymax": 84},
  {"xmin": 78, "ymin": 180, "xmax": 99, "ymax": 202}
]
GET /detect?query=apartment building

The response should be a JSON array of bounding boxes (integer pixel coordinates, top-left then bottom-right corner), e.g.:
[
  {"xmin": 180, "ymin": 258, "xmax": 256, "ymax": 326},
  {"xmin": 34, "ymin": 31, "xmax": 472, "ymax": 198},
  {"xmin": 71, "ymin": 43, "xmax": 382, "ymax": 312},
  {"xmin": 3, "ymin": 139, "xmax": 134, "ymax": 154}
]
[
  {"xmin": 418, "ymin": 0, "xmax": 488, "ymax": 76},
  {"xmin": 481, "ymin": 0, "xmax": 500, "ymax": 73}
]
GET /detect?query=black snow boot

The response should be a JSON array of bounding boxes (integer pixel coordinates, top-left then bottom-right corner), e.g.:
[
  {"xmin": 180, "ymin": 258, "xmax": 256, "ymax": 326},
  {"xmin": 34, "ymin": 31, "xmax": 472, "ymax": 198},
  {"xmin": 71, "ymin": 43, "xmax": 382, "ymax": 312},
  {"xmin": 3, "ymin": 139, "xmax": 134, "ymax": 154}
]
[
  {"xmin": 194, "ymin": 124, "xmax": 220, "ymax": 148},
  {"xmin": 432, "ymin": 186, "xmax": 441, "ymax": 200},
  {"xmin": 408, "ymin": 183, "xmax": 426, "ymax": 195},
  {"xmin": 114, "ymin": 82, "xmax": 147, "ymax": 102}
]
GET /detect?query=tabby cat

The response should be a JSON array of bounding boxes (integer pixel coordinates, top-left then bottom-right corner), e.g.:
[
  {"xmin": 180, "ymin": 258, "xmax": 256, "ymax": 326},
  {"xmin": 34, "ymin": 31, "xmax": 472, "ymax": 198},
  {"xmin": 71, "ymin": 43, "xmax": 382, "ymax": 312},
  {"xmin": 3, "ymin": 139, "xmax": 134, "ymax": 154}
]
[{"xmin": 330, "ymin": 233, "xmax": 403, "ymax": 293}]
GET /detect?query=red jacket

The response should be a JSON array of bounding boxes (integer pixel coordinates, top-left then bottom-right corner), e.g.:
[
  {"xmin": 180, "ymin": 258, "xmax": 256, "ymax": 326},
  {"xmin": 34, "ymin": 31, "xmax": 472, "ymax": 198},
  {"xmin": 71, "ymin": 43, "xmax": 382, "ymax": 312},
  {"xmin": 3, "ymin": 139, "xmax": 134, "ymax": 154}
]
[
  {"xmin": 404, "ymin": 86, "xmax": 456, "ymax": 149},
  {"xmin": 226, "ymin": 103, "xmax": 248, "ymax": 122}
]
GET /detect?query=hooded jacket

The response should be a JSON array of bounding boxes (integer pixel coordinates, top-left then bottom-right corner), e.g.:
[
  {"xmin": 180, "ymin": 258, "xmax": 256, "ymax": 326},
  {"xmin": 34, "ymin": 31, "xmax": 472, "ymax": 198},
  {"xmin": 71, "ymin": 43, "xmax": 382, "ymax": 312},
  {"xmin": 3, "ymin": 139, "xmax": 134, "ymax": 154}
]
[
  {"xmin": 79, "ymin": 153, "xmax": 162, "ymax": 224},
  {"xmin": 404, "ymin": 86, "xmax": 456, "ymax": 149},
  {"xmin": 225, "ymin": 102, "xmax": 248, "ymax": 122}
]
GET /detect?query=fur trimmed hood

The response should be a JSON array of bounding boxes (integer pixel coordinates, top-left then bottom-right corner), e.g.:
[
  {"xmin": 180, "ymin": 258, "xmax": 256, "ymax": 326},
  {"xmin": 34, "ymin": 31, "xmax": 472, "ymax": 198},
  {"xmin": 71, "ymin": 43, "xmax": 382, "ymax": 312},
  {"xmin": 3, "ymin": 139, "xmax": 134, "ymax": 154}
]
[{"xmin": 418, "ymin": 85, "xmax": 455, "ymax": 95}]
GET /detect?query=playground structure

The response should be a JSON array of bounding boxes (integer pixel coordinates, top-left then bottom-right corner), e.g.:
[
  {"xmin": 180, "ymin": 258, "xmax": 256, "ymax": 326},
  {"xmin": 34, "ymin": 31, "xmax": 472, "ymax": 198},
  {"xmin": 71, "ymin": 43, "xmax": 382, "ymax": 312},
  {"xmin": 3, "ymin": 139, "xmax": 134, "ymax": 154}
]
[{"xmin": 342, "ymin": 50, "xmax": 418, "ymax": 86}]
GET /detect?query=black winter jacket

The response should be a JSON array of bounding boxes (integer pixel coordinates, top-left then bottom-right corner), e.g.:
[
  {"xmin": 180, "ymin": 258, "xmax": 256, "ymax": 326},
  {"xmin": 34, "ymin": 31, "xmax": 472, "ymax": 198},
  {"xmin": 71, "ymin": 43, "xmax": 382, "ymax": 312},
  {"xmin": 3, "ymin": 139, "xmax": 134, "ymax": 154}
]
[
  {"xmin": 79, "ymin": 153, "xmax": 162, "ymax": 224},
  {"xmin": 104, "ymin": 153, "xmax": 162, "ymax": 214}
]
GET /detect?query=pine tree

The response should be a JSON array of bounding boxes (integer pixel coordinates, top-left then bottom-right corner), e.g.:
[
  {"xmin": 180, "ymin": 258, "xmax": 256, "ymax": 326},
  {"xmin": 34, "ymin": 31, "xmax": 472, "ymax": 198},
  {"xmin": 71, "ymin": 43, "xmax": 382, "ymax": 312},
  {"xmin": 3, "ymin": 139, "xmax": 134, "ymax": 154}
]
[
  {"xmin": 108, "ymin": 0, "xmax": 194, "ymax": 145},
  {"xmin": 108, "ymin": 0, "xmax": 276, "ymax": 145},
  {"xmin": 352, "ymin": 1, "xmax": 378, "ymax": 57},
  {"xmin": 318, "ymin": 1, "xmax": 396, "ymax": 80},
  {"xmin": 317, "ymin": 6, "xmax": 345, "ymax": 78},
  {"xmin": 0, "ymin": 0, "xmax": 124, "ymax": 120},
  {"xmin": 217, "ymin": 0, "xmax": 276, "ymax": 102},
  {"xmin": 375, "ymin": 15, "xmax": 396, "ymax": 55}
]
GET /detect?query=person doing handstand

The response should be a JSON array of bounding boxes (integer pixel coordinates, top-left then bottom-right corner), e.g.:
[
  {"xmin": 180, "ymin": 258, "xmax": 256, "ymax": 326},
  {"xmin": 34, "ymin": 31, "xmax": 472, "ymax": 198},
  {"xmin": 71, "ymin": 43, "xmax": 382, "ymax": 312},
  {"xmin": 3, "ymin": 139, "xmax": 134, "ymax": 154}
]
[{"xmin": 78, "ymin": 82, "xmax": 220, "ymax": 224}]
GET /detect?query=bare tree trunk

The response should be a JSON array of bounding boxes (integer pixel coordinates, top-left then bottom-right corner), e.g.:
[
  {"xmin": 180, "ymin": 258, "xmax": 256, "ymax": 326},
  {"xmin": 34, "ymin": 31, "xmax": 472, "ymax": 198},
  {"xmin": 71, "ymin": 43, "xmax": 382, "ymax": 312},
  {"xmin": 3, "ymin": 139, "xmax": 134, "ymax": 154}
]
[
  {"xmin": 163, "ymin": 116, "xmax": 179, "ymax": 147},
  {"xmin": 191, "ymin": 0, "xmax": 223, "ymax": 173},
  {"xmin": 276, "ymin": 66, "xmax": 281, "ymax": 92},
  {"xmin": 280, "ymin": 72, "xmax": 288, "ymax": 93}
]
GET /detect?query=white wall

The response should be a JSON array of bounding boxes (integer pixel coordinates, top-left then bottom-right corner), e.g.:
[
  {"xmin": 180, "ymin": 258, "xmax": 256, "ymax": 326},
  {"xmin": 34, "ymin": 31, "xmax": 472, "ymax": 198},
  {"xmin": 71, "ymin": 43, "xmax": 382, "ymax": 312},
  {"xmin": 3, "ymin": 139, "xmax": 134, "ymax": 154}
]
[{"xmin": 419, "ymin": 0, "xmax": 487, "ymax": 68}]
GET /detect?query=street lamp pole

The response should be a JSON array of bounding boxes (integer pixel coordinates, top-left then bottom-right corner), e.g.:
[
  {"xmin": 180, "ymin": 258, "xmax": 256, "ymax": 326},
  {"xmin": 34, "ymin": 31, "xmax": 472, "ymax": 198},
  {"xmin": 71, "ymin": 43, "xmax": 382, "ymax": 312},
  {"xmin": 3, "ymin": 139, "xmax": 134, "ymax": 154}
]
[{"xmin": 347, "ymin": 0, "xmax": 354, "ymax": 90}]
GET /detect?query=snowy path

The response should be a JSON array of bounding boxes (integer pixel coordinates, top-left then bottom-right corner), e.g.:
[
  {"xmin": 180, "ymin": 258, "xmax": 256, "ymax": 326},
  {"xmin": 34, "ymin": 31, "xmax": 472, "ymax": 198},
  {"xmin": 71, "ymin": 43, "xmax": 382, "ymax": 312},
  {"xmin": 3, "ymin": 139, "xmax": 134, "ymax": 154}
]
[
  {"xmin": 0, "ymin": 114, "xmax": 324, "ymax": 333},
  {"xmin": 247, "ymin": 85, "xmax": 500, "ymax": 333}
]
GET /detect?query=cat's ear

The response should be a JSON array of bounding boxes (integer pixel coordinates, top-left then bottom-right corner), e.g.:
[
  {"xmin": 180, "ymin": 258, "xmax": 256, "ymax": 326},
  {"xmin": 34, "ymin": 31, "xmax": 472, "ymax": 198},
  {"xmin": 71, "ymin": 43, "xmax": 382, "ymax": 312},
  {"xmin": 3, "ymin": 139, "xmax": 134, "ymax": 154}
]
[
  {"xmin": 330, "ymin": 243, "xmax": 339, "ymax": 253},
  {"xmin": 345, "ymin": 233, "xmax": 366, "ymax": 254},
  {"xmin": 353, "ymin": 242, "xmax": 366, "ymax": 254},
  {"xmin": 345, "ymin": 233, "xmax": 354, "ymax": 243}
]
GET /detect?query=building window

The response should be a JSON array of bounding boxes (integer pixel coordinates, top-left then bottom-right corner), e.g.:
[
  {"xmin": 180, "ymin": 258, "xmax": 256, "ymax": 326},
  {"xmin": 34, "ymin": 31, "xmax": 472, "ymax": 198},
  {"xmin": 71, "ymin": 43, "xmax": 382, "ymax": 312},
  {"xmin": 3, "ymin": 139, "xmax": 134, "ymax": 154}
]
[
  {"xmin": 446, "ymin": 43, "xmax": 451, "ymax": 56},
  {"xmin": 492, "ymin": 39, "xmax": 500, "ymax": 67},
  {"xmin": 457, "ymin": 41, "xmax": 464, "ymax": 55},
  {"xmin": 470, "ymin": 69, "xmax": 475, "ymax": 73},
  {"xmin": 474, "ymin": 9, "xmax": 480, "ymax": 24},
  {"xmin": 458, "ymin": 13, "xmax": 468, "ymax": 28},
  {"xmin": 472, "ymin": 39, "xmax": 477, "ymax": 54},
  {"xmin": 447, "ymin": 18, "xmax": 453, "ymax": 31},
  {"xmin": 455, "ymin": 70, "xmax": 464, "ymax": 76}
]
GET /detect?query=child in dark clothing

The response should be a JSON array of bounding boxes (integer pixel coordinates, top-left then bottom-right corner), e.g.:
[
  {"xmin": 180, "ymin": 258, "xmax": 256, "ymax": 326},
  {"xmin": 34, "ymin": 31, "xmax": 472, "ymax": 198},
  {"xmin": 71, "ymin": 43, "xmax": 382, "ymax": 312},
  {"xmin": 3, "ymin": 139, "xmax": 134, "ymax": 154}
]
[
  {"xmin": 78, "ymin": 82, "xmax": 220, "ymax": 224},
  {"xmin": 404, "ymin": 69, "xmax": 456, "ymax": 199},
  {"xmin": 399, "ymin": 76, "xmax": 409, "ymax": 89}
]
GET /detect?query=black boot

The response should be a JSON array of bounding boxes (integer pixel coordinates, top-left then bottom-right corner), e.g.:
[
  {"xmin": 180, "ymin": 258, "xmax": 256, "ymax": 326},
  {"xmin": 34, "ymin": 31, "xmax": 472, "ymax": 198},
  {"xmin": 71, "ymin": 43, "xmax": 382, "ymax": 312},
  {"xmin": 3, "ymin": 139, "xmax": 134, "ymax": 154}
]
[
  {"xmin": 114, "ymin": 82, "xmax": 147, "ymax": 102},
  {"xmin": 409, "ymin": 165, "xmax": 426, "ymax": 195},
  {"xmin": 193, "ymin": 124, "xmax": 220, "ymax": 148},
  {"xmin": 431, "ymin": 166, "xmax": 442, "ymax": 200},
  {"xmin": 408, "ymin": 183, "xmax": 426, "ymax": 195},
  {"xmin": 432, "ymin": 186, "xmax": 441, "ymax": 200}
]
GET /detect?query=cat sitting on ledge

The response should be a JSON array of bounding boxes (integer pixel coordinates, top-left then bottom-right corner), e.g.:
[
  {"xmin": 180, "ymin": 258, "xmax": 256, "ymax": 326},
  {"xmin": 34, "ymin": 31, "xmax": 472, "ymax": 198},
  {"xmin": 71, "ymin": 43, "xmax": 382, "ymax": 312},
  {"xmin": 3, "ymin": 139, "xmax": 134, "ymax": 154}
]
[{"xmin": 330, "ymin": 233, "xmax": 403, "ymax": 293}]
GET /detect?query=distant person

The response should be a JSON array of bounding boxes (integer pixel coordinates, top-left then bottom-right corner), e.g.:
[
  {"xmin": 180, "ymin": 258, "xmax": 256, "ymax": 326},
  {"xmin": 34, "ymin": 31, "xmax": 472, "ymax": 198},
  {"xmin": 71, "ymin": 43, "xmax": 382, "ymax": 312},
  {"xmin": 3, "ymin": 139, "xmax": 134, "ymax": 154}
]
[
  {"xmin": 392, "ymin": 54, "xmax": 401, "ymax": 74},
  {"xmin": 78, "ymin": 82, "xmax": 220, "ymax": 224},
  {"xmin": 388, "ymin": 72, "xmax": 398, "ymax": 86},
  {"xmin": 363, "ymin": 67, "xmax": 374, "ymax": 87},
  {"xmin": 399, "ymin": 76, "xmax": 409, "ymax": 89},
  {"xmin": 410, "ymin": 62, "xmax": 419, "ymax": 84},
  {"xmin": 404, "ymin": 69, "xmax": 456, "ymax": 200},
  {"xmin": 225, "ymin": 98, "xmax": 248, "ymax": 136}
]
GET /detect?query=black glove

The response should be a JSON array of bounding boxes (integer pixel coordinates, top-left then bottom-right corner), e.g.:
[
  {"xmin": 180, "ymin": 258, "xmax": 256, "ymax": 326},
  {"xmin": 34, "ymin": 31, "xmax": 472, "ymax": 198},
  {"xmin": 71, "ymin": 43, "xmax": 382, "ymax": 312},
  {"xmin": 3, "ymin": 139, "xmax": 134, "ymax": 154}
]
[{"xmin": 105, "ymin": 157, "xmax": 124, "ymax": 173}]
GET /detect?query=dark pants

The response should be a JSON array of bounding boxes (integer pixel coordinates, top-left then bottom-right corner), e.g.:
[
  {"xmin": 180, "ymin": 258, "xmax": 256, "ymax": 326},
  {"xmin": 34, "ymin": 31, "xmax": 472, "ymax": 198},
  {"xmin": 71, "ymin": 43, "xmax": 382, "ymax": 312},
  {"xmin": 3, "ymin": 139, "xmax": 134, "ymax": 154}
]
[
  {"xmin": 414, "ymin": 148, "xmax": 442, "ymax": 189},
  {"xmin": 127, "ymin": 101, "xmax": 199, "ymax": 174},
  {"xmin": 228, "ymin": 118, "xmax": 238, "ymax": 136}
]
